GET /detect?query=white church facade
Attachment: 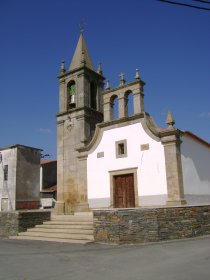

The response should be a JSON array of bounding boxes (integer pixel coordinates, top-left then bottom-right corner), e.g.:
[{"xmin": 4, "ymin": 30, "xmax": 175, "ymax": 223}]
[
  {"xmin": 56, "ymin": 33, "xmax": 210, "ymax": 214},
  {"xmin": 86, "ymin": 116, "xmax": 210, "ymax": 208}
]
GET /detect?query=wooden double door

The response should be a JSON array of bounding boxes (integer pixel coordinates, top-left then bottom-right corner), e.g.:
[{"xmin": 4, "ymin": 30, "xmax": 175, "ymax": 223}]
[{"xmin": 113, "ymin": 173, "xmax": 135, "ymax": 208}]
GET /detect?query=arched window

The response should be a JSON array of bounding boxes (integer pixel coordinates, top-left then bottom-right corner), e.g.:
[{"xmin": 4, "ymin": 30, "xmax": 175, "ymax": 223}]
[
  {"xmin": 110, "ymin": 95, "xmax": 119, "ymax": 120},
  {"xmin": 90, "ymin": 81, "xmax": 97, "ymax": 110},
  {"xmin": 125, "ymin": 91, "xmax": 134, "ymax": 117},
  {"xmin": 67, "ymin": 81, "xmax": 76, "ymax": 108}
]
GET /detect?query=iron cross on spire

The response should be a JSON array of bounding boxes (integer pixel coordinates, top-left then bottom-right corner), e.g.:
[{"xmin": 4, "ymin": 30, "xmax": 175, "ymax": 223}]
[{"xmin": 79, "ymin": 20, "xmax": 86, "ymax": 34}]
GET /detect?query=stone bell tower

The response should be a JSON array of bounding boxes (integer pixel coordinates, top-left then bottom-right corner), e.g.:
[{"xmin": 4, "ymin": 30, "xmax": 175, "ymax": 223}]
[{"xmin": 56, "ymin": 33, "xmax": 105, "ymax": 214}]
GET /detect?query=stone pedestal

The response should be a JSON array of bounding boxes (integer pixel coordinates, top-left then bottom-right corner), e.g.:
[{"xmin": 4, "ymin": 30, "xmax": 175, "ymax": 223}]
[
  {"xmin": 166, "ymin": 200, "xmax": 187, "ymax": 206},
  {"xmin": 55, "ymin": 201, "xmax": 89, "ymax": 215},
  {"xmin": 55, "ymin": 201, "xmax": 65, "ymax": 215},
  {"xmin": 74, "ymin": 202, "xmax": 89, "ymax": 212}
]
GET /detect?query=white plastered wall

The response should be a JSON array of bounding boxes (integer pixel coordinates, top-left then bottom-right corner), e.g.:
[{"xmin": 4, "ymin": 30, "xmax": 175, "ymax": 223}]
[
  {"xmin": 87, "ymin": 122, "xmax": 167, "ymax": 208},
  {"xmin": 0, "ymin": 148, "xmax": 17, "ymax": 211},
  {"xmin": 181, "ymin": 134, "xmax": 210, "ymax": 204}
]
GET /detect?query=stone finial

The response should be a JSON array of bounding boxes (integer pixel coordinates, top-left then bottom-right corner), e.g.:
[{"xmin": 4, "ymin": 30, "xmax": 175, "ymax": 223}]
[
  {"xmin": 119, "ymin": 72, "xmax": 126, "ymax": 86},
  {"xmin": 166, "ymin": 111, "xmax": 175, "ymax": 129},
  {"xmin": 135, "ymin": 68, "xmax": 140, "ymax": 80},
  {"xmin": 97, "ymin": 63, "xmax": 103, "ymax": 75},
  {"xmin": 105, "ymin": 79, "xmax": 110, "ymax": 90},
  {"xmin": 60, "ymin": 60, "xmax": 66, "ymax": 74}
]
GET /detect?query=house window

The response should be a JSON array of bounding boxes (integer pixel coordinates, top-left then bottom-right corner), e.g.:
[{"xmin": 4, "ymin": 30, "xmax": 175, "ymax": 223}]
[
  {"xmin": 115, "ymin": 140, "xmax": 127, "ymax": 158},
  {"xmin": 4, "ymin": 165, "xmax": 8, "ymax": 181}
]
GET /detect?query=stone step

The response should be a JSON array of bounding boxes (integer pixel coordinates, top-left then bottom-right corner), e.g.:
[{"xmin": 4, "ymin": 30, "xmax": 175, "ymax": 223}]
[
  {"xmin": 27, "ymin": 227, "xmax": 93, "ymax": 234},
  {"xmin": 52, "ymin": 213, "xmax": 93, "ymax": 218},
  {"xmin": 36, "ymin": 224, "xmax": 93, "ymax": 230},
  {"xmin": 43, "ymin": 221, "xmax": 93, "ymax": 225},
  {"xmin": 51, "ymin": 216, "xmax": 93, "ymax": 222},
  {"xmin": 10, "ymin": 212, "xmax": 94, "ymax": 244},
  {"xmin": 74, "ymin": 212, "xmax": 93, "ymax": 217},
  {"xmin": 10, "ymin": 236, "xmax": 91, "ymax": 244},
  {"xmin": 18, "ymin": 231, "xmax": 94, "ymax": 241}
]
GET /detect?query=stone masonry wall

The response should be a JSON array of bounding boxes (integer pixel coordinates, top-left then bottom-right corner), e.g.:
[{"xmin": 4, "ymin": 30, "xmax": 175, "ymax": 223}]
[
  {"xmin": 0, "ymin": 210, "xmax": 51, "ymax": 237},
  {"xmin": 0, "ymin": 212, "xmax": 19, "ymax": 237},
  {"xmin": 93, "ymin": 205, "xmax": 210, "ymax": 244}
]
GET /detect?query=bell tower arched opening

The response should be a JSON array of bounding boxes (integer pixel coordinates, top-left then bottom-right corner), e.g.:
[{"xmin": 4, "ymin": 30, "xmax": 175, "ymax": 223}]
[
  {"xmin": 125, "ymin": 91, "xmax": 134, "ymax": 117},
  {"xmin": 90, "ymin": 81, "xmax": 97, "ymax": 110},
  {"xmin": 110, "ymin": 95, "xmax": 119, "ymax": 120},
  {"xmin": 67, "ymin": 80, "xmax": 76, "ymax": 109}
]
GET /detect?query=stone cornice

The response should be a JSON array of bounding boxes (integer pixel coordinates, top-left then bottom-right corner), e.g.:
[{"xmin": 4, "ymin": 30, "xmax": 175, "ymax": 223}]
[
  {"xmin": 104, "ymin": 79, "xmax": 145, "ymax": 95},
  {"xmin": 56, "ymin": 106, "xmax": 104, "ymax": 118},
  {"xmin": 58, "ymin": 66, "xmax": 105, "ymax": 81},
  {"xmin": 76, "ymin": 112, "xmax": 183, "ymax": 154}
]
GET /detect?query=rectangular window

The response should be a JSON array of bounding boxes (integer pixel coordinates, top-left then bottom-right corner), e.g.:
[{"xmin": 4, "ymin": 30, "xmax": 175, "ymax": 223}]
[
  {"xmin": 118, "ymin": 143, "xmax": 125, "ymax": 155},
  {"xmin": 3, "ymin": 165, "xmax": 8, "ymax": 181},
  {"xmin": 115, "ymin": 140, "xmax": 127, "ymax": 158}
]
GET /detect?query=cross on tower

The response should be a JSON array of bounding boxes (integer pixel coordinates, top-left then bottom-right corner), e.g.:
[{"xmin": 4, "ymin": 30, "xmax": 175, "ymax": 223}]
[
  {"xmin": 119, "ymin": 72, "xmax": 125, "ymax": 81},
  {"xmin": 119, "ymin": 72, "xmax": 126, "ymax": 86},
  {"xmin": 79, "ymin": 20, "xmax": 85, "ymax": 34}
]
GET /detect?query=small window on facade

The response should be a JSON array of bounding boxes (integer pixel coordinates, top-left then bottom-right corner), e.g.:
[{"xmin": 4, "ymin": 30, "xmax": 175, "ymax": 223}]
[
  {"xmin": 4, "ymin": 165, "xmax": 8, "ymax": 181},
  {"xmin": 115, "ymin": 140, "xmax": 127, "ymax": 158},
  {"xmin": 118, "ymin": 143, "xmax": 125, "ymax": 155}
]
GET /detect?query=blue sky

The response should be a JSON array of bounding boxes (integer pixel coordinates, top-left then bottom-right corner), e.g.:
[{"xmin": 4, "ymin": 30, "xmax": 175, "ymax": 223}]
[{"xmin": 0, "ymin": 0, "xmax": 209, "ymax": 159}]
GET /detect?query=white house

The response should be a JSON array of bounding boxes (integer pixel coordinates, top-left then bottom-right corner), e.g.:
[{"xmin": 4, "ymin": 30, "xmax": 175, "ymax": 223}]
[{"xmin": 0, "ymin": 145, "xmax": 41, "ymax": 211}]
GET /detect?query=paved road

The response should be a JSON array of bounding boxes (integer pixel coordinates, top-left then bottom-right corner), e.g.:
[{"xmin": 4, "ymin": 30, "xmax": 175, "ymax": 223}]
[{"xmin": 0, "ymin": 237, "xmax": 210, "ymax": 280}]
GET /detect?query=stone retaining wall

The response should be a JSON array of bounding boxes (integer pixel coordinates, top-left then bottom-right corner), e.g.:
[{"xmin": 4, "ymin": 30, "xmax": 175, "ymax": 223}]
[
  {"xmin": 0, "ymin": 210, "xmax": 51, "ymax": 237},
  {"xmin": 93, "ymin": 205, "xmax": 210, "ymax": 244}
]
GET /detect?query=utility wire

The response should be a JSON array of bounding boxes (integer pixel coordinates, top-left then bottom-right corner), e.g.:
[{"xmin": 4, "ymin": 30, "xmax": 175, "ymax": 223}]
[
  {"xmin": 192, "ymin": 0, "xmax": 210, "ymax": 4},
  {"xmin": 157, "ymin": 0, "xmax": 210, "ymax": 10}
]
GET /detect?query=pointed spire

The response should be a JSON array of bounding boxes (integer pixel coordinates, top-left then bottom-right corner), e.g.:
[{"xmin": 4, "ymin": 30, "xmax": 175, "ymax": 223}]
[
  {"xmin": 60, "ymin": 60, "xmax": 66, "ymax": 75},
  {"xmin": 97, "ymin": 63, "xmax": 103, "ymax": 75},
  {"xmin": 166, "ymin": 111, "xmax": 175, "ymax": 129},
  {"xmin": 69, "ymin": 33, "xmax": 93, "ymax": 71},
  {"xmin": 105, "ymin": 79, "xmax": 110, "ymax": 90},
  {"xmin": 80, "ymin": 50, "xmax": 86, "ymax": 66},
  {"xmin": 135, "ymin": 68, "xmax": 140, "ymax": 80}
]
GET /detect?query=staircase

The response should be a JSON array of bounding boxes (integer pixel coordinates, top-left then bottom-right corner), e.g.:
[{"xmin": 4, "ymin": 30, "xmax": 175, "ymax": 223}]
[{"xmin": 10, "ymin": 212, "xmax": 94, "ymax": 244}]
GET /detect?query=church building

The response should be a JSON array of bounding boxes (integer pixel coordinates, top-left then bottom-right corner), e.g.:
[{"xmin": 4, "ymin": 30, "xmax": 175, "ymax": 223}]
[{"xmin": 56, "ymin": 33, "xmax": 210, "ymax": 214}]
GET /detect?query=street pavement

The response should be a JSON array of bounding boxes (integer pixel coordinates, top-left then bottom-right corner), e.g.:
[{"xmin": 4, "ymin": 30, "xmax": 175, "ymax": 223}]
[{"xmin": 0, "ymin": 236, "xmax": 210, "ymax": 280}]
